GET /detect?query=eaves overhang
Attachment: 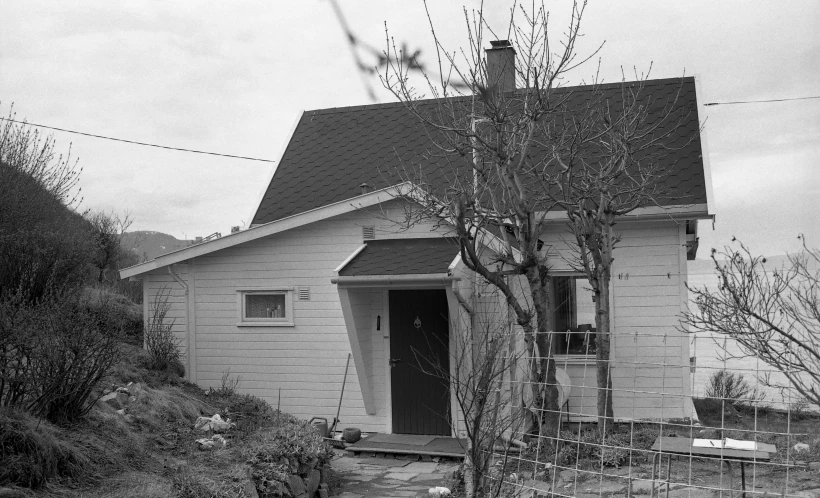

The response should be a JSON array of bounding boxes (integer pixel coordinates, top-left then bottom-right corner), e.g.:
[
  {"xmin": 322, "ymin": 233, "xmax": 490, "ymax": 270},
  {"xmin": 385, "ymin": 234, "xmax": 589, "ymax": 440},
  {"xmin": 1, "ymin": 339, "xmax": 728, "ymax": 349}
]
[{"xmin": 119, "ymin": 182, "xmax": 413, "ymax": 279}]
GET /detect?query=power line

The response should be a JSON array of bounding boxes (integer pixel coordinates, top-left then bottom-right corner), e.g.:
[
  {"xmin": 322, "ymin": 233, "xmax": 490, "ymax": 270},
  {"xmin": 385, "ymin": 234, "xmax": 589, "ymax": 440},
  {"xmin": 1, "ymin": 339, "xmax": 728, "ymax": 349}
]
[
  {"xmin": 0, "ymin": 117, "xmax": 275, "ymax": 163},
  {"xmin": 704, "ymin": 95, "xmax": 820, "ymax": 106}
]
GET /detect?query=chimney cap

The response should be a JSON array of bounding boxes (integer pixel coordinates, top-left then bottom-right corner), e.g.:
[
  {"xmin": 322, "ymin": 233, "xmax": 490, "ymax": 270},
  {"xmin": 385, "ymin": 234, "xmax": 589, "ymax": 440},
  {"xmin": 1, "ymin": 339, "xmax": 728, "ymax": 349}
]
[{"xmin": 489, "ymin": 40, "xmax": 512, "ymax": 49}]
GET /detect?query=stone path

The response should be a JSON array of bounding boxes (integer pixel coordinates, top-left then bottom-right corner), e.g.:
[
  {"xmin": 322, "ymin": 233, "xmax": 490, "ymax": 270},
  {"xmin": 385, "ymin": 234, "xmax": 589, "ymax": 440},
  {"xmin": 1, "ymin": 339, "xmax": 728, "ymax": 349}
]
[{"xmin": 329, "ymin": 451, "xmax": 460, "ymax": 498}]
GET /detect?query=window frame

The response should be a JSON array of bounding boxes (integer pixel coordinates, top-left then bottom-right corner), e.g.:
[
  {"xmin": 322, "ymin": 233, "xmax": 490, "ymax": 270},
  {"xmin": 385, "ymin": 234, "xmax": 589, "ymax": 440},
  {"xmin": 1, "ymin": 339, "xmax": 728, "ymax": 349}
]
[
  {"xmin": 236, "ymin": 287, "xmax": 295, "ymax": 327},
  {"xmin": 551, "ymin": 273, "xmax": 597, "ymax": 359}
]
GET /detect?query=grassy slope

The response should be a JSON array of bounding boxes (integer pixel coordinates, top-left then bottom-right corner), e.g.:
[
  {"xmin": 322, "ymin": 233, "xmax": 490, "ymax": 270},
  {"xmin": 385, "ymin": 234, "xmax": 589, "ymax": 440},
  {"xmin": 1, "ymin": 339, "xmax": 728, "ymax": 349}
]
[{"xmin": 1, "ymin": 341, "xmax": 279, "ymax": 498}]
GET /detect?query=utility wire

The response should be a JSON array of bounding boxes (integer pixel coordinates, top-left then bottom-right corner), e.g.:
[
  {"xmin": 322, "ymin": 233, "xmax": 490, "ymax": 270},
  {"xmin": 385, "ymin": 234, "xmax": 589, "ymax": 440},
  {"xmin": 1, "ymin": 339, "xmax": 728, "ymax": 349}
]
[
  {"xmin": 704, "ymin": 95, "xmax": 820, "ymax": 106},
  {"xmin": 0, "ymin": 117, "xmax": 275, "ymax": 163}
]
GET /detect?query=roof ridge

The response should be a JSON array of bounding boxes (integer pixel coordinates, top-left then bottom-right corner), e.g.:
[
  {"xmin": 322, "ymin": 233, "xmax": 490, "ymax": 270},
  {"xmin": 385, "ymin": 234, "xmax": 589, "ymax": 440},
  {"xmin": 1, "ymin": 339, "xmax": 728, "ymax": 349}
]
[{"xmin": 304, "ymin": 76, "xmax": 694, "ymax": 117}]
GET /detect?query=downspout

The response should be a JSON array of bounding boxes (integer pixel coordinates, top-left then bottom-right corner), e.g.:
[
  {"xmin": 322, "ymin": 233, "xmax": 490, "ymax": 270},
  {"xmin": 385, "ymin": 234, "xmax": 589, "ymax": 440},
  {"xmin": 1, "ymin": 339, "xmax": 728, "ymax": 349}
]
[{"xmin": 168, "ymin": 265, "xmax": 190, "ymax": 379}]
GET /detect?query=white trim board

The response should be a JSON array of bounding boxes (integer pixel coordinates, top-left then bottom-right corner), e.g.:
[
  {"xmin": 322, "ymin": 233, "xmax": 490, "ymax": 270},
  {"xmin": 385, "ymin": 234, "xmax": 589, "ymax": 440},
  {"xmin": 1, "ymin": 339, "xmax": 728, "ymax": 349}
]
[{"xmin": 120, "ymin": 183, "xmax": 412, "ymax": 278}]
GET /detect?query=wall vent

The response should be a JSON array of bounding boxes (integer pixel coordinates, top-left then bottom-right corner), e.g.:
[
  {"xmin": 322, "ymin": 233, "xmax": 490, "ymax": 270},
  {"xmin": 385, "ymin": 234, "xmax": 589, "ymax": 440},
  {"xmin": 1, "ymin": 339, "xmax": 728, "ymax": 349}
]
[
  {"xmin": 362, "ymin": 226, "xmax": 376, "ymax": 240},
  {"xmin": 297, "ymin": 287, "xmax": 311, "ymax": 301}
]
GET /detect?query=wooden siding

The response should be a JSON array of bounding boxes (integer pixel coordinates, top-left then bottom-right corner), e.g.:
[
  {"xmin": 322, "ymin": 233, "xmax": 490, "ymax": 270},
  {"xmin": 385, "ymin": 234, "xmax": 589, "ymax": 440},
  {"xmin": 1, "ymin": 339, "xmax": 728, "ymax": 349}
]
[
  {"xmin": 541, "ymin": 220, "xmax": 690, "ymax": 420},
  {"xmin": 141, "ymin": 204, "xmax": 692, "ymax": 431},
  {"xmin": 143, "ymin": 201, "xmax": 446, "ymax": 432}
]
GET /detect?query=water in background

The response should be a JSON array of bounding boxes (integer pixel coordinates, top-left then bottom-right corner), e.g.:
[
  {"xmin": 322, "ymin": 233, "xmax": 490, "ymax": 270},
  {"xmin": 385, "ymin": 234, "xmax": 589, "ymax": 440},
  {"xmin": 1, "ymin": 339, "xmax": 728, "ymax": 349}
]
[{"xmin": 688, "ymin": 257, "xmax": 819, "ymax": 413}]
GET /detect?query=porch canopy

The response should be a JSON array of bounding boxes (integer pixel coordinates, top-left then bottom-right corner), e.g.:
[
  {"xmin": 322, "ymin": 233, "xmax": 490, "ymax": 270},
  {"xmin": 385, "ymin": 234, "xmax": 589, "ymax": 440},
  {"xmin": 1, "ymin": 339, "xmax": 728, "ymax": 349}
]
[
  {"xmin": 335, "ymin": 237, "xmax": 460, "ymax": 283},
  {"xmin": 331, "ymin": 237, "xmax": 464, "ymax": 420}
]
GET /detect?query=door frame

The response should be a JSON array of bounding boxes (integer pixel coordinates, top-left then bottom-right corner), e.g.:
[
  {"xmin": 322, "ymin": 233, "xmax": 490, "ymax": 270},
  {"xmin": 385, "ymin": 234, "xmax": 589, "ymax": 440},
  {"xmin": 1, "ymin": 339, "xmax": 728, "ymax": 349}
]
[{"xmin": 383, "ymin": 286, "xmax": 460, "ymax": 436}]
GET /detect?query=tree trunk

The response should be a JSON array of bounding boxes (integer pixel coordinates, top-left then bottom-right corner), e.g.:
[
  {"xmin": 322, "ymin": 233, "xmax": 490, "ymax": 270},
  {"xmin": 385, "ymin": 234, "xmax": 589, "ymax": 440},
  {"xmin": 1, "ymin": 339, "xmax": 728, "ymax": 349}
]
[
  {"xmin": 463, "ymin": 439, "xmax": 477, "ymax": 498},
  {"xmin": 525, "ymin": 265, "xmax": 560, "ymax": 444},
  {"xmin": 595, "ymin": 264, "xmax": 615, "ymax": 435}
]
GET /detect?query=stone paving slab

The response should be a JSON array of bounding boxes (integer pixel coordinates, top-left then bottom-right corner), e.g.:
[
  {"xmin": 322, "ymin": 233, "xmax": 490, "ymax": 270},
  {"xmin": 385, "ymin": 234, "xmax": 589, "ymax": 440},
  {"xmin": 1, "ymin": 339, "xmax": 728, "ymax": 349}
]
[{"xmin": 331, "ymin": 450, "xmax": 455, "ymax": 497}]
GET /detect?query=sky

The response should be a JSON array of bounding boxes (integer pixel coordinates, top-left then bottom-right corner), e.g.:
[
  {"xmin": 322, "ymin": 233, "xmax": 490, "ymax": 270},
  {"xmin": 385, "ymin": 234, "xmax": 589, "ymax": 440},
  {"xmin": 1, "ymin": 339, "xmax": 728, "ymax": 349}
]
[{"xmin": 1, "ymin": 1, "xmax": 817, "ymax": 258}]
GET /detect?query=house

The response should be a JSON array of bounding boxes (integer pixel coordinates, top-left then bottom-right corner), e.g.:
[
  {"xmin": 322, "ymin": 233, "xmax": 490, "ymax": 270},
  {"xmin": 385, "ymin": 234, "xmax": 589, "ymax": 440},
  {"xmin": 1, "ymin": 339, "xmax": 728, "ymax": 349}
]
[{"xmin": 121, "ymin": 46, "xmax": 713, "ymax": 436}]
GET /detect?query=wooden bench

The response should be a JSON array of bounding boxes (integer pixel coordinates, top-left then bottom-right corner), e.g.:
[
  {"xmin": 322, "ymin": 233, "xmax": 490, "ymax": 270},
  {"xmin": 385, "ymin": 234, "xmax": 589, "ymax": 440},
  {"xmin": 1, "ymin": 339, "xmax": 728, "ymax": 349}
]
[{"xmin": 650, "ymin": 436, "xmax": 777, "ymax": 498}]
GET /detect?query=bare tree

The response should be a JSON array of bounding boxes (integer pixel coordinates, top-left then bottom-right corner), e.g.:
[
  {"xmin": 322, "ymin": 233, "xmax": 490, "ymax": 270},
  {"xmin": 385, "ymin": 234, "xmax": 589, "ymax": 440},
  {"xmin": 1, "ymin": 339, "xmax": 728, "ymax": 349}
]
[
  {"xmin": 0, "ymin": 104, "xmax": 82, "ymax": 207},
  {"xmin": 683, "ymin": 237, "xmax": 820, "ymax": 407},
  {"xmin": 547, "ymin": 77, "xmax": 693, "ymax": 433},
  {"xmin": 85, "ymin": 210, "xmax": 133, "ymax": 284},
  {"xmin": 415, "ymin": 291, "xmax": 526, "ymax": 498},
  {"xmin": 380, "ymin": 1, "xmax": 600, "ymax": 442}
]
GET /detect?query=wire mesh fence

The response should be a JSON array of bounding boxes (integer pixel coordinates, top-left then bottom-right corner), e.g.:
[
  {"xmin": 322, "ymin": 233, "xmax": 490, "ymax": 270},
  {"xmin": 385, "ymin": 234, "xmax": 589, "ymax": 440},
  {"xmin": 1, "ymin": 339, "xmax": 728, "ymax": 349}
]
[{"xmin": 458, "ymin": 329, "xmax": 819, "ymax": 498}]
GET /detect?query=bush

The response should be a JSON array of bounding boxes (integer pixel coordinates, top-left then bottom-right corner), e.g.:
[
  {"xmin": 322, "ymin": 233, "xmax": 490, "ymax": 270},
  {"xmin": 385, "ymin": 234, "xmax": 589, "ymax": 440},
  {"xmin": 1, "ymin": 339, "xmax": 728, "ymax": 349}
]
[
  {"xmin": 0, "ymin": 289, "xmax": 122, "ymax": 423},
  {"xmin": 704, "ymin": 370, "xmax": 763, "ymax": 407},
  {"xmin": 244, "ymin": 416, "xmax": 333, "ymax": 492},
  {"xmin": 85, "ymin": 287, "xmax": 143, "ymax": 345},
  {"xmin": 143, "ymin": 288, "xmax": 185, "ymax": 375}
]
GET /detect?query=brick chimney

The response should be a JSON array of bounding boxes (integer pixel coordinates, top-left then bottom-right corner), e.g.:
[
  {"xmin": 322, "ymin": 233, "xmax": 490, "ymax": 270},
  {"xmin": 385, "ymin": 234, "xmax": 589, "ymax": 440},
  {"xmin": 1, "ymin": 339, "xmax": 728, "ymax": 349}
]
[{"xmin": 485, "ymin": 40, "xmax": 516, "ymax": 94}]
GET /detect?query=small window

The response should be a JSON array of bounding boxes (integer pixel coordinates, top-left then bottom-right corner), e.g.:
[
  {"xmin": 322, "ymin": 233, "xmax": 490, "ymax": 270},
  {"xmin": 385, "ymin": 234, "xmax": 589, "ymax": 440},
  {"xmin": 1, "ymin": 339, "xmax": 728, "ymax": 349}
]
[
  {"xmin": 238, "ymin": 289, "xmax": 294, "ymax": 326},
  {"xmin": 553, "ymin": 276, "xmax": 597, "ymax": 355}
]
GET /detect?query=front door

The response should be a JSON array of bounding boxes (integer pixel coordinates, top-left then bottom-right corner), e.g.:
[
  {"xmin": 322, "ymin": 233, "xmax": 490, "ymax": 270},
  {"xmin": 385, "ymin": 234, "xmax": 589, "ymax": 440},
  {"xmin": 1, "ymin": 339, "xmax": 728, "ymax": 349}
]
[{"xmin": 389, "ymin": 289, "xmax": 451, "ymax": 435}]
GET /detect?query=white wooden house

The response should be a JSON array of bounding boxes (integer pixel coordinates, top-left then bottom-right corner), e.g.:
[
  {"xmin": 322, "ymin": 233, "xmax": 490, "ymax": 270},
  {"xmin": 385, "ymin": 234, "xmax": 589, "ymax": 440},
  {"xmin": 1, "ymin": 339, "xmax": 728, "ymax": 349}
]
[{"xmin": 121, "ymin": 54, "xmax": 713, "ymax": 435}]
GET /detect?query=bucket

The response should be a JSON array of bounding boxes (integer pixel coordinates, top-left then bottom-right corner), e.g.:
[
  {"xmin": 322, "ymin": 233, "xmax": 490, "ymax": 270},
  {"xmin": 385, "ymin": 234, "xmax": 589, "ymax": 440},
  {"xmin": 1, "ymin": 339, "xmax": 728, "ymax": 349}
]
[{"xmin": 308, "ymin": 417, "xmax": 329, "ymax": 438}]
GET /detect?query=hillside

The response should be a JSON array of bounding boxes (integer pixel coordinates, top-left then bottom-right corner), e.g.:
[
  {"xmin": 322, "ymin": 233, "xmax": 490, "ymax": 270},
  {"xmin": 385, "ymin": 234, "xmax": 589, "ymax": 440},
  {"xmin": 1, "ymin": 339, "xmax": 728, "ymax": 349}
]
[{"xmin": 122, "ymin": 231, "xmax": 191, "ymax": 262}]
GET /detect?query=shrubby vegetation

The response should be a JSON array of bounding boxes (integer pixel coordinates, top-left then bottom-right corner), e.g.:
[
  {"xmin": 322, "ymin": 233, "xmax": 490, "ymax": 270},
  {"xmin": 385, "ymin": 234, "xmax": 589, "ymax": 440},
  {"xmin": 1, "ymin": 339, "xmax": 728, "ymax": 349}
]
[{"xmin": 0, "ymin": 108, "xmax": 335, "ymax": 496}]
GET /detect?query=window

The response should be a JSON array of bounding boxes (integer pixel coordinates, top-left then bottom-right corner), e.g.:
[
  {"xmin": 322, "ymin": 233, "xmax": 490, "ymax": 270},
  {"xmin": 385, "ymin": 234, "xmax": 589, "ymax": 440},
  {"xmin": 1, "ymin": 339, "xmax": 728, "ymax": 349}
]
[
  {"xmin": 553, "ymin": 276, "xmax": 597, "ymax": 355},
  {"xmin": 238, "ymin": 289, "xmax": 294, "ymax": 326}
]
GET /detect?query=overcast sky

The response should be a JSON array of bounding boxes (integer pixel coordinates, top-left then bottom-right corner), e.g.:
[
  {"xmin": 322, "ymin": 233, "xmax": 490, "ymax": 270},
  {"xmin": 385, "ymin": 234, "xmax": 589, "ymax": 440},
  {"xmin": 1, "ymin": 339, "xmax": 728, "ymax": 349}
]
[{"xmin": 2, "ymin": 1, "xmax": 817, "ymax": 258}]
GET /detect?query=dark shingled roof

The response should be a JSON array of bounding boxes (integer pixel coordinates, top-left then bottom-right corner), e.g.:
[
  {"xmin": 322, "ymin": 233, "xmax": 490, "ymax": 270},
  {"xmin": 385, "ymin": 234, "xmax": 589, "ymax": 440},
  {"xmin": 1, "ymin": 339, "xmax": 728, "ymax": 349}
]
[
  {"xmin": 338, "ymin": 238, "xmax": 458, "ymax": 276},
  {"xmin": 252, "ymin": 77, "xmax": 707, "ymax": 225}
]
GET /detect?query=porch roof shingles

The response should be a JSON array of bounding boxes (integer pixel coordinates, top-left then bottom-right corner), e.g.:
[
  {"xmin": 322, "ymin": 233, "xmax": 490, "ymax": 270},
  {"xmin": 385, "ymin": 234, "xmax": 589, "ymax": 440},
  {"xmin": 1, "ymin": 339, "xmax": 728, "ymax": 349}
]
[{"xmin": 338, "ymin": 238, "xmax": 458, "ymax": 277}]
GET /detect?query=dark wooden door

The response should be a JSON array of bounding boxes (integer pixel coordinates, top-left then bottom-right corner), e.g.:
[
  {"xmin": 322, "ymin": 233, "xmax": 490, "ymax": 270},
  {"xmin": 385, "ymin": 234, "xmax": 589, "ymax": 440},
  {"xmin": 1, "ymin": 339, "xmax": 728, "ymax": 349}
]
[{"xmin": 389, "ymin": 289, "xmax": 450, "ymax": 435}]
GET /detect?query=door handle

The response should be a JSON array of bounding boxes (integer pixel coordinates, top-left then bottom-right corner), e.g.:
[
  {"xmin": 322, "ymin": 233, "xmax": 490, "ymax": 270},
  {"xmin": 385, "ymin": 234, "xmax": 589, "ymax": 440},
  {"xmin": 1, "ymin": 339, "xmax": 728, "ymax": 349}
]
[{"xmin": 389, "ymin": 358, "xmax": 402, "ymax": 368}]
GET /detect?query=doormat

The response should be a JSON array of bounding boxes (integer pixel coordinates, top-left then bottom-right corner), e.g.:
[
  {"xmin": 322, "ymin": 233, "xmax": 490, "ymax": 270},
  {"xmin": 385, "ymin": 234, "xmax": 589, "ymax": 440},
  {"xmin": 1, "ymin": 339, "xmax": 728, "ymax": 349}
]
[{"xmin": 363, "ymin": 434, "xmax": 437, "ymax": 446}]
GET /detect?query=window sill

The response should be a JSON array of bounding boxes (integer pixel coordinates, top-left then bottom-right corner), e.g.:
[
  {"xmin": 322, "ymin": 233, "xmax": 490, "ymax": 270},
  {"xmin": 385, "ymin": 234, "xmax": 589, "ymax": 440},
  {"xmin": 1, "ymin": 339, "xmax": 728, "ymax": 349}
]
[
  {"xmin": 236, "ymin": 322, "xmax": 295, "ymax": 328},
  {"xmin": 553, "ymin": 355, "xmax": 596, "ymax": 365}
]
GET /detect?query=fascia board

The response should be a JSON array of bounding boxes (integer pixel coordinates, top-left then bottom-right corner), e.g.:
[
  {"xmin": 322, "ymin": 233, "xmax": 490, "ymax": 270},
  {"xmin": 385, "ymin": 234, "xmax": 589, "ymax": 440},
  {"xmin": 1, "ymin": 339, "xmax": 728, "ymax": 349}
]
[
  {"xmin": 693, "ymin": 74, "xmax": 717, "ymax": 217},
  {"xmin": 535, "ymin": 203, "xmax": 711, "ymax": 224},
  {"xmin": 120, "ymin": 183, "xmax": 412, "ymax": 279},
  {"xmin": 246, "ymin": 110, "xmax": 305, "ymax": 228}
]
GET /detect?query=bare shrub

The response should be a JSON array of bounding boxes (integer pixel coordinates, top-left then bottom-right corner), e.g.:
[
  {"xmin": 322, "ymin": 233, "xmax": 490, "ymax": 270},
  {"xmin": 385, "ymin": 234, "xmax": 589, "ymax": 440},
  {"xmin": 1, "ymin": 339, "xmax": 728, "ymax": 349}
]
[
  {"xmin": 0, "ymin": 103, "xmax": 82, "ymax": 206},
  {"xmin": 210, "ymin": 368, "xmax": 242, "ymax": 397},
  {"xmin": 704, "ymin": 370, "xmax": 763, "ymax": 407},
  {"xmin": 143, "ymin": 288, "xmax": 185, "ymax": 376},
  {"xmin": 0, "ymin": 289, "xmax": 122, "ymax": 423}
]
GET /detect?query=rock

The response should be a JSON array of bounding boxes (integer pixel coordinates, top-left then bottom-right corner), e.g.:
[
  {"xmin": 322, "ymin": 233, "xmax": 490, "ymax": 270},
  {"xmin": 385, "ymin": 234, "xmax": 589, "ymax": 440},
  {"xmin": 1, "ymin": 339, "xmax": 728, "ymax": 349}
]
[
  {"xmin": 286, "ymin": 474, "xmax": 307, "ymax": 498},
  {"xmin": 432, "ymin": 456, "xmax": 441, "ymax": 463},
  {"xmin": 243, "ymin": 481, "xmax": 260, "ymax": 498},
  {"xmin": 0, "ymin": 488, "xmax": 26, "ymax": 498},
  {"xmin": 124, "ymin": 414, "xmax": 135, "ymax": 424},
  {"xmin": 196, "ymin": 439, "xmax": 215, "ymax": 450},
  {"xmin": 428, "ymin": 487, "xmax": 451, "ymax": 497},
  {"xmin": 100, "ymin": 392, "xmax": 123, "ymax": 409},
  {"xmin": 630, "ymin": 479, "xmax": 656, "ymax": 495},
  {"xmin": 795, "ymin": 443, "xmax": 811, "ymax": 453},
  {"xmin": 116, "ymin": 408, "xmax": 126, "ymax": 416},
  {"xmin": 195, "ymin": 434, "xmax": 226, "ymax": 450},
  {"xmin": 421, "ymin": 454, "xmax": 433, "ymax": 462},
  {"xmin": 698, "ymin": 428, "xmax": 720, "ymax": 439},
  {"xmin": 318, "ymin": 489, "xmax": 329, "ymax": 498},
  {"xmin": 305, "ymin": 469, "xmax": 321, "ymax": 495},
  {"xmin": 559, "ymin": 469, "xmax": 576, "ymax": 482},
  {"xmin": 194, "ymin": 414, "xmax": 234, "ymax": 432},
  {"xmin": 809, "ymin": 462, "xmax": 820, "ymax": 471}
]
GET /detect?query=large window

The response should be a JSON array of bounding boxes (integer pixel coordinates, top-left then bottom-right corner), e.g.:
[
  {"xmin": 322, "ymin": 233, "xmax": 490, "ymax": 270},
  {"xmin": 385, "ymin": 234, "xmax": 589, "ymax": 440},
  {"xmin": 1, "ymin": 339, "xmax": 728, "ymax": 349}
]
[
  {"xmin": 238, "ymin": 289, "xmax": 294, "ymax": 326},
  {"xmin": 553, "ymin": 276, "xmax": 597, "ymax": 355}
]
